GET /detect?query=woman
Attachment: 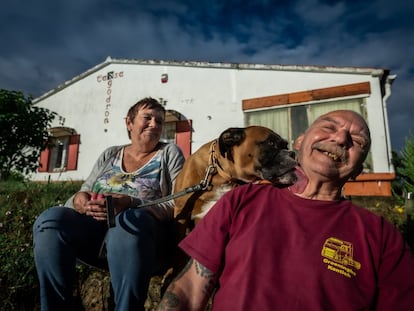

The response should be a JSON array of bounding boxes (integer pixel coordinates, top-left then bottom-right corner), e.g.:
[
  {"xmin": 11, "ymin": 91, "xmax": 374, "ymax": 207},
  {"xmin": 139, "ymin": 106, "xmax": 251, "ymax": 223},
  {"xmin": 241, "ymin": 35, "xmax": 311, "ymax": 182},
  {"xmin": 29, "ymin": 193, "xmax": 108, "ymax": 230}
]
[{"xmin": 33, "ymin": 97, "xmax": 185, "ymax": 311}]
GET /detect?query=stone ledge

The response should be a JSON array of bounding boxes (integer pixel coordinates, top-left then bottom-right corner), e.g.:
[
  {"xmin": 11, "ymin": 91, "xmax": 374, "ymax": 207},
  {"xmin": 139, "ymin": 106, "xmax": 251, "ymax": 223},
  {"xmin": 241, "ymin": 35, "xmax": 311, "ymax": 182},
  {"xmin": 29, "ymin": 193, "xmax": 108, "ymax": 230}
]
[{"xmin": 78, "ymin": 270, "xmax": 164, "ymax": 311}]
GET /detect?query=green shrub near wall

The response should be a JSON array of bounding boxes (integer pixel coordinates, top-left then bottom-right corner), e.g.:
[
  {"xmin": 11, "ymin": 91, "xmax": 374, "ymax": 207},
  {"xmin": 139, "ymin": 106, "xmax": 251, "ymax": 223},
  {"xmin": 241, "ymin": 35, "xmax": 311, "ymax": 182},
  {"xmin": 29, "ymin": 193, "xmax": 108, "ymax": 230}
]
[
  {"xmin": 350, "ymin": 195, "xmax": 414, "ymax": 248},
  {"xmin": 0, "ymin": 181, "xmax": 413, "ymax": 310}
]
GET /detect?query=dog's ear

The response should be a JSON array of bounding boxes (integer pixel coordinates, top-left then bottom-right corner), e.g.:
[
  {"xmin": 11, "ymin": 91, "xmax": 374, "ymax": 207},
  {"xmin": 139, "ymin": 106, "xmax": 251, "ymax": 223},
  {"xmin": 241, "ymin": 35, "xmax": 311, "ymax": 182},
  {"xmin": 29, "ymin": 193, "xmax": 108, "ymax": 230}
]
[{"xmin": 218, "ymin": 128, "xmax": 246, "ymax": 159}]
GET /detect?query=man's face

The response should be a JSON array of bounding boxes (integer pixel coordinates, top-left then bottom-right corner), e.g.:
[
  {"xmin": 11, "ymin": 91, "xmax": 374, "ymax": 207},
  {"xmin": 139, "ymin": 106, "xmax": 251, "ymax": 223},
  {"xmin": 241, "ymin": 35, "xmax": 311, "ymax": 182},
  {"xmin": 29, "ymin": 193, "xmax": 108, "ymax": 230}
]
[{"xmin": 295, "ymin": 110, "xmax": 371, "ymax": 183}]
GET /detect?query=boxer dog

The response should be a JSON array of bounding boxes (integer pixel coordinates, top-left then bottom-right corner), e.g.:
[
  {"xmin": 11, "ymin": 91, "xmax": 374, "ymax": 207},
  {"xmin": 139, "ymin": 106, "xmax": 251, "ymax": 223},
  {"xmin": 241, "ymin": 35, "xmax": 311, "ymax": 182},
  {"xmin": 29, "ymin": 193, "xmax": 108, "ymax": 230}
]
[
  {"xmin": 174, "ymin": 125, "xmax": 297, "ymax": 233},
  {"xmin": 163, "ymin": 126, "xmax": 298, "ymax": 287}
]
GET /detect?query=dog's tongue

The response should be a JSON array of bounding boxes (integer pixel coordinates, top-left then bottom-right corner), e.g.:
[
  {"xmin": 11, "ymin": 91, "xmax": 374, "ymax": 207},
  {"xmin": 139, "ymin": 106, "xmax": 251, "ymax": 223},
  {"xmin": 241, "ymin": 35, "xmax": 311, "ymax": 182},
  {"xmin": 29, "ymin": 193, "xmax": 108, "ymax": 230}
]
[{"xmin": 289, "ymin": 167, "xmax": 308, "ymax": 194}]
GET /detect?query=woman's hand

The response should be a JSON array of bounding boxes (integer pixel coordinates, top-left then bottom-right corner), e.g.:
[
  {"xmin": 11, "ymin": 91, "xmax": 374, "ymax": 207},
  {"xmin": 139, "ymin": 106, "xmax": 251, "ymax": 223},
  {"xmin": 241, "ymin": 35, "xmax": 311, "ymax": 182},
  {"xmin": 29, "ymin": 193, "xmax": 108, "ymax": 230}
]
[
  {"xmin": 73, "ymin": 191, "xmax": 106, "ymax": 221},
  {"xmin": 85, "ymin": 193, "xmax": 107, "ymax": 221},
  {"xmin": 74, "ymin": 192, "xmax": 136, "ymax": 220},
  {"xmin": 110, "ymin": 193, "xmax": 134, "ymax": 215},
  {"xmin": 73, "ymin": 191, "xmax": 93, "ymax": 214}
]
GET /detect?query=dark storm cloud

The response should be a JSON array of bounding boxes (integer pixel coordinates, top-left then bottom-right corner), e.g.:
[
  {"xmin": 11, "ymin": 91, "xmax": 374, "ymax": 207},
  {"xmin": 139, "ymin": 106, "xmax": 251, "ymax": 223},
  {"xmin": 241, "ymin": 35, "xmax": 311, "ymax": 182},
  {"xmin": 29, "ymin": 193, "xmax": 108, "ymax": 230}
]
[{"xmin": 0, "ymin": 0, "xmax": 413, "ymax": 150}]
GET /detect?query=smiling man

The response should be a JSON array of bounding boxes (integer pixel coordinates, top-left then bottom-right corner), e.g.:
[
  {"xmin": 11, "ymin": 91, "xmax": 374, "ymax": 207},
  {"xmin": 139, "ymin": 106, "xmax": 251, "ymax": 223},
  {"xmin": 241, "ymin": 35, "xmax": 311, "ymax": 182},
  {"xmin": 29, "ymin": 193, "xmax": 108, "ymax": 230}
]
[
  {"xmin": 292, "ymin": 110, "xmax": 371, "ymax": 200},
  {"xmin": 158, "ymin": 110, "xmax": 414, "ymax": 311}
]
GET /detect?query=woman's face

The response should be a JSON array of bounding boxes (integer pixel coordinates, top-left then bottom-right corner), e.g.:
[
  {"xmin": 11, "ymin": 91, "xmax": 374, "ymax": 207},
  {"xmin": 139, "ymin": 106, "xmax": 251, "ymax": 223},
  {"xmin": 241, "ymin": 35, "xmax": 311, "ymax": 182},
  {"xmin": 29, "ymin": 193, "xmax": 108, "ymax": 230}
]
[{"xmin": 126, "ymin": 106, "xmax": 164, "ymax": 146}]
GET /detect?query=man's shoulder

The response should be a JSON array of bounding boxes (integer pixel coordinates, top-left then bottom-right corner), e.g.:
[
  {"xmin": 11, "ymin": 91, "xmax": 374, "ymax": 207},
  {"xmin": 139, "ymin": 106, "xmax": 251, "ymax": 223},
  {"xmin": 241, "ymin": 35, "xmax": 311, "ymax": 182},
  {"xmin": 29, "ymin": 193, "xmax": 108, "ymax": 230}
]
[{"xmin": 226, "ymin": 183, "xmax": 285, "ymax": 201}]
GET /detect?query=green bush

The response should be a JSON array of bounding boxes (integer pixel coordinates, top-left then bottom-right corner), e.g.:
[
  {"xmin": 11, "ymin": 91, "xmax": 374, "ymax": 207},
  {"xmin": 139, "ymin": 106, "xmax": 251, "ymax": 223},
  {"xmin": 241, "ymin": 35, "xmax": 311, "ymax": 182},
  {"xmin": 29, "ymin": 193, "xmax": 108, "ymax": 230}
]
[
  {"xmin": 0, "ymin": 180, "xmax": 82, "ymax": 310},
  {"xmin": 398, "ymin": 133, "xmax": 414, "ymax": 194}
]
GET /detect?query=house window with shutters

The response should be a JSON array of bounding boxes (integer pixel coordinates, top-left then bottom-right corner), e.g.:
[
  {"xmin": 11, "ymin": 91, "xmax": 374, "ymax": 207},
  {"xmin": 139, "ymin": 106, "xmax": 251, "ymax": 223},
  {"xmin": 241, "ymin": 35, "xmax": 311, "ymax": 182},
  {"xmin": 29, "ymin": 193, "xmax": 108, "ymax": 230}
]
[
  {"xmin": 162, "ymin": 110, "xmax": 192, "ymax": 159},
  {"xmin": 243, "ymin": 82, "xmax": 373, "ymax": 173},
  {"xmin": 38, "ymin": 127, "xmax": 80, "ymax": 173}
]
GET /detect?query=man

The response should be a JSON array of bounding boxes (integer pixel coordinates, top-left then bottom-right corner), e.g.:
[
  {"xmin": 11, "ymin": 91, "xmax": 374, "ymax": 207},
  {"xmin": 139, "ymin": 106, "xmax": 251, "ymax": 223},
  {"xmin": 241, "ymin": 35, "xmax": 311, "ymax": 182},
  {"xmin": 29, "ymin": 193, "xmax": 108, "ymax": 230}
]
[{"xmin": 158, "ymin": 110, "xmax": 414, "ymax": 311}]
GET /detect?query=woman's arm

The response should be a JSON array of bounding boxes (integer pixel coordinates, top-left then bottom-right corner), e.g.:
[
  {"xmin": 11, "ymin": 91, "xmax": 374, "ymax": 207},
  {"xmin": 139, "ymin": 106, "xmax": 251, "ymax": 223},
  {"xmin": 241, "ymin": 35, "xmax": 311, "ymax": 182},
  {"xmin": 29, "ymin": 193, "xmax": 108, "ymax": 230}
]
[
  {"xmin": 64, "ymin": 146, "xmax": 123, "ymax": 209},
  {"xmin": 150, "ymin": 143, "xmax": 185, "ymax": 218},
  {"xmin": 158, "ymin": 258, "xmax": 217, "ymax": 311},
  {"xmin": 162, "ymin": 143, "xmax": 186, "ymax": 195}
]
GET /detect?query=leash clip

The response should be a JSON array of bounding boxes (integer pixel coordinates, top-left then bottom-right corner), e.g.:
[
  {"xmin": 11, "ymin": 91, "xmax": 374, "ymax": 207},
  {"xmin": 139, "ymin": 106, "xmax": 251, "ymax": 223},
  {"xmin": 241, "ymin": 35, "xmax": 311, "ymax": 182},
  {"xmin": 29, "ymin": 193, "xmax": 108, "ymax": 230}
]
[{"xmin": 200, "ymin": 165, "xmax": 217, "ymax": 190}]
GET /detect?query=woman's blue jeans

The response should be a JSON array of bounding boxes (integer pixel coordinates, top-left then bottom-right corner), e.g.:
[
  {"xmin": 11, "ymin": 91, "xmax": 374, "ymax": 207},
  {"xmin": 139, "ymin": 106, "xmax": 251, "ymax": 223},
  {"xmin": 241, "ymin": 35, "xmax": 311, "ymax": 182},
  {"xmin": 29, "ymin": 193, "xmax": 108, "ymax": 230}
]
[{"xmin": 33, "ymin": 206, "xmax": 172, "ymax": 311}]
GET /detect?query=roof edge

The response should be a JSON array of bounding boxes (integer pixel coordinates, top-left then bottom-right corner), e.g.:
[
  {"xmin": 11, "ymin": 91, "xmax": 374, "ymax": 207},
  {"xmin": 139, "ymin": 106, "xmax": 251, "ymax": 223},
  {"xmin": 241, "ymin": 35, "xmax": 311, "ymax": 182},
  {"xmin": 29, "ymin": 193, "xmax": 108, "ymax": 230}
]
[{"xmin": 33, "ymin": 56, "xmax": 389, "ymax": 103}]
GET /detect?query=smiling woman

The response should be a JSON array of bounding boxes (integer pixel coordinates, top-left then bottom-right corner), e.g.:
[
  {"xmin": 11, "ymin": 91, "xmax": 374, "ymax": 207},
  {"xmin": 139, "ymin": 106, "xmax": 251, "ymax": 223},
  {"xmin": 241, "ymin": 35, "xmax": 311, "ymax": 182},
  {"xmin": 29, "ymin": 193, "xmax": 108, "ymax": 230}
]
[{"xmin": 33, "ymin": 97, "xmax": 185, "ymax": 311}]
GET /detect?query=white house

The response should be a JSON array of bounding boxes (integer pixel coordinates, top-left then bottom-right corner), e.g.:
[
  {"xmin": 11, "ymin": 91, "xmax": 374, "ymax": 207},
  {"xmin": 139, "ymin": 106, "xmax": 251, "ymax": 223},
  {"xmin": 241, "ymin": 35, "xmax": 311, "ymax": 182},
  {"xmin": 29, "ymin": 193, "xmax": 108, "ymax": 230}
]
[{"xmin": 32, "ymin": 57, "xmax": 396, "ymax": 196}]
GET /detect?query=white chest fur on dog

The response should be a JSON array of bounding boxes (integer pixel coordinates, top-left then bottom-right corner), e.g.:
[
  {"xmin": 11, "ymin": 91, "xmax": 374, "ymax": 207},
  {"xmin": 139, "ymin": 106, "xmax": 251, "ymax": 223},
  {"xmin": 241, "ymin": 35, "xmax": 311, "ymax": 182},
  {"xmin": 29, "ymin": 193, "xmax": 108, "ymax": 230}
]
[{"xmin": 190, "ymin": 183, "xmax": 235, "ymax": 221}]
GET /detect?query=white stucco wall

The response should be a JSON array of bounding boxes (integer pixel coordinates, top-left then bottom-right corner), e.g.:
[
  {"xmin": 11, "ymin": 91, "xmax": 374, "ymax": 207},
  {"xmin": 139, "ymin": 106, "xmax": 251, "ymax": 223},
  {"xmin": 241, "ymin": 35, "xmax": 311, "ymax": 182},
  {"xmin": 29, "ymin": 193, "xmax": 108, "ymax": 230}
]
[{"xmin": 32, "ymin": 59, "xmax": 393, "ymax": 181}]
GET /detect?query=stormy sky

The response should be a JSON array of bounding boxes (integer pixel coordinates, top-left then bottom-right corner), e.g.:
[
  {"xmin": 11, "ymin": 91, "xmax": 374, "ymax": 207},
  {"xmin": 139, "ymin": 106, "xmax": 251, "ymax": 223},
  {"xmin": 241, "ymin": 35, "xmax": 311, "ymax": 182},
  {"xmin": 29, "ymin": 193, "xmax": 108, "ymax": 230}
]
[{"xmin": 1, "ymin": 0, "xmax": 413, "ymax": 151}]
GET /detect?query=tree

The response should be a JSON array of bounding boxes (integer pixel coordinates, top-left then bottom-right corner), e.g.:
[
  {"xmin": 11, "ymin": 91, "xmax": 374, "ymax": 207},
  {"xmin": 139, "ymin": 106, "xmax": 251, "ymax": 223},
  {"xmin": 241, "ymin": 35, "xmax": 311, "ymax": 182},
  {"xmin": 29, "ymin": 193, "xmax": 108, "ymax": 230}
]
[
  {"xmin": 391, "ymin": 150, "xmax": 405, "ymax": 198},
  {"xmin": 395, "ymin": 133, "xmax": 414, "ymax": 195},
  {"xmin": 0, "ymin": 89, "xmax": 57, "ymax": 180}
]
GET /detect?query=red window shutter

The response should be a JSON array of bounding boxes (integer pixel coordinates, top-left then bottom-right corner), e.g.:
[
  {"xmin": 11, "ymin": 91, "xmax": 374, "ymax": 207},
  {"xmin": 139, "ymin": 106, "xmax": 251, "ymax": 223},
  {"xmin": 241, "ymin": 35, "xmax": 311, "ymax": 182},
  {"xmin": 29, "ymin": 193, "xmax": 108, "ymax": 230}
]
[
  {"xmin": 175, "ymin": 120, "xmax": 192, "ymax": 159},
  {"xmin": 38, "ymin": 148, "xmax": 50, "ymax": 172},
  {"xmin": 66, "ymin": 134, "xmax": 80, "ymax": 170}
]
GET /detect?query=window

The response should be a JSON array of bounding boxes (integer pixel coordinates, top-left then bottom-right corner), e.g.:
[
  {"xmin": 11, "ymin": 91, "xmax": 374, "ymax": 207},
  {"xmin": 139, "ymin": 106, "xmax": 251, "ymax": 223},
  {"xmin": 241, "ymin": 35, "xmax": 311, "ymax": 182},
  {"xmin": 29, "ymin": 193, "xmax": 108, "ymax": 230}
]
[
  {"xmin": 245, "ymin": 98, "xmax": 365, "ymax": 145},
  {"xmin": 47, "ymin": 137, "xmax": 69, "ymax": 171},
  {"xmin": 243, "ymin": 82, "xmax": 372, "ymax": 172},
  {"xmin": 161, "ymin": 110, "xmax": 192, "ymax": 159},
  {"xmin": 161, "ymin": 122, "xmax": 176, "ymax": 144},
  {"xmin": 38, "ymin": 128, "xmax": 80, "ymax": 173}
]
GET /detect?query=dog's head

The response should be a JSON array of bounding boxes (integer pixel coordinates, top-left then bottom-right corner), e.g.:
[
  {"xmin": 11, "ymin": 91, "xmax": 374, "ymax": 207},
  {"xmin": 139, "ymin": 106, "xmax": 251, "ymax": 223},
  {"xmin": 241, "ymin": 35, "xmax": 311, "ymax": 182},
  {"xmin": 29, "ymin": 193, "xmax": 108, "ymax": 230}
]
[{"xmin": 217, "ymin": 126, "xmax": 297, "ymax": 185}]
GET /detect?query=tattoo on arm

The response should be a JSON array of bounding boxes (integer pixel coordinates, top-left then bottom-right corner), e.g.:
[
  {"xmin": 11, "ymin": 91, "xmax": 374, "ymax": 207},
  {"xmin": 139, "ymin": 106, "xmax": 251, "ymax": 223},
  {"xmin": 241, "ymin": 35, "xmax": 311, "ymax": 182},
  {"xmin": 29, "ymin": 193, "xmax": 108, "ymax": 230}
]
[
  {"xmin": 194, "ymin": 260, "xmax": 213, "ymax": 278},
  {"xmin": 158, "ymin": 260, "xmax": 195, "ymax": 310},
  {"xmin": 159, "ymin": 258, "xmax": 217, "ymax": 310},
  {"xmin": 194, "ymin": 260, "xmax": 216, "ymax": 296},
  {"xmin": 158, "ymin": 283, "xmax": 180, "ymax": 311}
]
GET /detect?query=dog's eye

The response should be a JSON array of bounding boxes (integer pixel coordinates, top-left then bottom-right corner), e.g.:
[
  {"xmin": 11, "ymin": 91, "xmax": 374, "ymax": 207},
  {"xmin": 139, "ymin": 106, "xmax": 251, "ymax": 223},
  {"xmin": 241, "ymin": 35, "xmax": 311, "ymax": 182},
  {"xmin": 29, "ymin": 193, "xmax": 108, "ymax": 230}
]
[{"xmin": 268, "ymin": 139, "xmax": 288, "ymax": 149}]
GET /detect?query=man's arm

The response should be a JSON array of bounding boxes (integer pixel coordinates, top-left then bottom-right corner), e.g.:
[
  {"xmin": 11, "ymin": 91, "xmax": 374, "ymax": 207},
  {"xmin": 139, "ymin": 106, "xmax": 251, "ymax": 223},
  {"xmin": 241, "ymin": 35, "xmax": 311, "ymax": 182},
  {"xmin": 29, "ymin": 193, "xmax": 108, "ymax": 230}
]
[{"xmin": 158, "ymin": 258, "xmax": 218, "ymax": 311}]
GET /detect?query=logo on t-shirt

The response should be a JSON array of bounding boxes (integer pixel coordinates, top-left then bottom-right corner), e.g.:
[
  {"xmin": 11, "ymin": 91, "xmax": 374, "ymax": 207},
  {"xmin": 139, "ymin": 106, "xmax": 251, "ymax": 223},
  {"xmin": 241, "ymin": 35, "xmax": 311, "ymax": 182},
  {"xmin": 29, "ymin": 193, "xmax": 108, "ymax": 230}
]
[{"xmin": 321, "ymin": 237, "xmax": 361, "ymax": 278}]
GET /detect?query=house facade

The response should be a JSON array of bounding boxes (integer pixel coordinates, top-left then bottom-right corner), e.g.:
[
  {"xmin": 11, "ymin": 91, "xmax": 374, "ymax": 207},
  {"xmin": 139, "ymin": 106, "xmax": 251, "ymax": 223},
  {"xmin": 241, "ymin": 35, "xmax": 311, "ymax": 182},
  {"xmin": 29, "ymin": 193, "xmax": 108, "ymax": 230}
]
[{"xmin": 32, "ymin": 57, "xmax": 396, "ymax": 196}]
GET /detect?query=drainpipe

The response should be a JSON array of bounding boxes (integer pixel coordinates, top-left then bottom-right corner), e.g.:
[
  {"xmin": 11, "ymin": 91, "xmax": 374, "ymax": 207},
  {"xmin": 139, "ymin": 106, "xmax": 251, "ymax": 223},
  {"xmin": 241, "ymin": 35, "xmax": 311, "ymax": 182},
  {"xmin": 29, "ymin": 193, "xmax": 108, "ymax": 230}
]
[{"xmin": 382, "ymin": 74, "xmax": 397, "ymax": 172}]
